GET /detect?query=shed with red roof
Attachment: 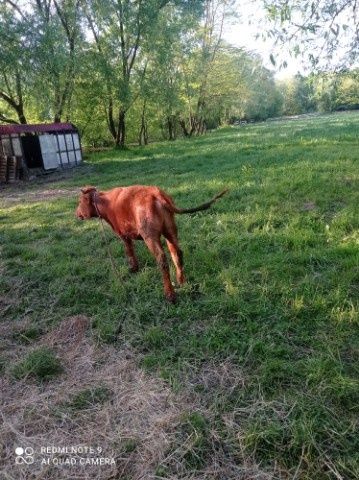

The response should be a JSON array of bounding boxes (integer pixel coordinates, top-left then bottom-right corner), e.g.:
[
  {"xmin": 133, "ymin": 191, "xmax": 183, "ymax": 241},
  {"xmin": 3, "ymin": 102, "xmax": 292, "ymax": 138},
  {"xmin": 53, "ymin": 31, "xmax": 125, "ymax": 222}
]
[{"xmin": 0, "ymin": 122, "xmax": 82, "ymax": 181}]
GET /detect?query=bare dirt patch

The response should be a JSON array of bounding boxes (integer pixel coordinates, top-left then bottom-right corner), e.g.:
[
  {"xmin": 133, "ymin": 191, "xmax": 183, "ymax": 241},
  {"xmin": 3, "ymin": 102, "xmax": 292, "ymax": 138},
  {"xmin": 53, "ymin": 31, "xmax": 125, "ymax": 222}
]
[
  {"xmin": 0, "ymin": 164, "xmax": 93, "ymax": 206},
  {"xmin": 301, "ymin": 201, "xmax": 316, "ymax": 211},
  {"xmin": 0, "ymin": 187, "xmax": 80, "ymax": 206}
]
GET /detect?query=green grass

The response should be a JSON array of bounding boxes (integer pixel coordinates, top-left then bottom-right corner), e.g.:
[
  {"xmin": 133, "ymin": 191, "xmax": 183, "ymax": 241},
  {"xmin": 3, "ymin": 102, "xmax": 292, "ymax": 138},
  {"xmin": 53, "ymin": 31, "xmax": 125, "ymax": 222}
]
[
  {"xmin": 12, "ymin": 347, "xmax": 63, "ymax": 380},
  {"xmin": 64, "ymin": 386, "xmax": 112, "ymax": 411},
  {"xmin": 1, "ymin": 111, "xmax": 358, "ymax": 477},
  {"xmin": 12, "ymin": 325, "xmax": 43, "ymax": 344}
]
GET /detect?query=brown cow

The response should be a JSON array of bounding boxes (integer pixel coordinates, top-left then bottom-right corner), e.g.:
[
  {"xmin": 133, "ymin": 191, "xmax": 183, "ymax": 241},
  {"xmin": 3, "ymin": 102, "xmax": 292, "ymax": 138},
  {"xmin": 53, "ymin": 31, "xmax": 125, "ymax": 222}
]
[{"xmin": 76, "ymin": 185, "xmax": 227, "ymax": 302}]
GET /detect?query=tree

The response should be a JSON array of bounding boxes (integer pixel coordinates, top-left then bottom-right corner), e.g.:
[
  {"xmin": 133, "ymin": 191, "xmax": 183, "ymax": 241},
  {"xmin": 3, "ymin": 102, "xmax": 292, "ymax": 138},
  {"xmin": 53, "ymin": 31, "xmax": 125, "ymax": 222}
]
[
  {"xmin": 0, "ymin": 0, "xmax": 82, "ymax": 124},
  {"xmin": 311, "ymin": 69, "xmax": 359, "ymax": 112},
  {"xmin": 142, "ymin": 2, "xmax": 196, "ymax": 141},
  {"xmin": 0, "ymin": 1, "xmax": 31, "ymax": 124},
  {"xmin": 69, "ymin": 48, "xmax": 113, "ymax": 146},
  {"xmin": 31, "ymin": 0, "xmax": 82, "ymax": 122},
  {"xmin": 335, "ymin": 69, "xmax": 359, "ymax": 109},
  {"xmin": 83, "ymin": 0, "xmax": 179, "ymax": 147},
  {"xmin": 279, "ymin": 75, "xmax": 315, "ymax": 115},
  {"xmin": 263, "ymin": 0, "xmax": 359, "ymax": 69},
  {"xmin": 178, "ymin": 0, "xmax": 234, "ymax": 136},
  {"xmin": 193, "ymin": 45, "xmax": 282, "ymax": 124}
]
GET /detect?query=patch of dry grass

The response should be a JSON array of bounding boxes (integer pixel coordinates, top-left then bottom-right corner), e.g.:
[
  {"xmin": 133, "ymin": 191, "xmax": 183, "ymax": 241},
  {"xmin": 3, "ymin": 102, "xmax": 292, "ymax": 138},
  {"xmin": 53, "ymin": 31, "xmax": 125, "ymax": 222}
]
[
  {"xmin": 0, "ymin": 316, "xmax": 274, "ymax": 480},
  {"xmin": 1, "ymin": 316, "xmax": 180, "ymax": 478}
]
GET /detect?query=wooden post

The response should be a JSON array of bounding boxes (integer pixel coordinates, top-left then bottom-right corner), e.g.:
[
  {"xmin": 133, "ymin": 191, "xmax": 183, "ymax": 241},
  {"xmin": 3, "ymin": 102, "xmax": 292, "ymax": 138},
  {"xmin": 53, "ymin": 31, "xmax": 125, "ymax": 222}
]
[
  {"xmin": 0, "ymin": 155, "xmax": 7, "ymax": 183},
  {"xmin": 7, "ymin": 156, "xmax": 17, "ymax": 183}
]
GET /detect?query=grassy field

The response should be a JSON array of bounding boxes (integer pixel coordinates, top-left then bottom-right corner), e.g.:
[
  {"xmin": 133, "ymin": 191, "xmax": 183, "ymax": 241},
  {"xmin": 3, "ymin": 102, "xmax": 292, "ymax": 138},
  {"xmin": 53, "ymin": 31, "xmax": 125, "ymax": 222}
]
[{"xmin": 1, "ymin": 111, "xmax": 358, "ymax": 479}]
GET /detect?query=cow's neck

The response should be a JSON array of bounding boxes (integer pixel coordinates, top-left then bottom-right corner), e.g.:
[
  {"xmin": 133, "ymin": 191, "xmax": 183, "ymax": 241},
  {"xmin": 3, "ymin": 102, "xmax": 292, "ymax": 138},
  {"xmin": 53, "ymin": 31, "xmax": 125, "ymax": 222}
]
[{"xmin": 94, "ymin": 193, "xmax": 117, "ymax": 233}]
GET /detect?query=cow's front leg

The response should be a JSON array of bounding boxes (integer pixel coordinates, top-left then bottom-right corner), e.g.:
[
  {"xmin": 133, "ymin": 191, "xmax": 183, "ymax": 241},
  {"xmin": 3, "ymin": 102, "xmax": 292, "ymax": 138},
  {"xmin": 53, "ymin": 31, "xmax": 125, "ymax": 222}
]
[{"xmin": 122, "ymin": 237, "xmax": 139, "ymax": 273}]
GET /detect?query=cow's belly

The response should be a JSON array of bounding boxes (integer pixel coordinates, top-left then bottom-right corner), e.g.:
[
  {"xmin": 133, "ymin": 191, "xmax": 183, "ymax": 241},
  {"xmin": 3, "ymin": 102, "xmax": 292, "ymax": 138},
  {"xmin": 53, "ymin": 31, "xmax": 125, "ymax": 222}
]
[
  {"xmin": 129, "ymin": 233, "xmax": 143, "ymax": 241},
  {"xmin": 114, "ymin": 218, "xmax": 140, "ymax": 239},
  {"xmin": 118, "ymin": 227, "xmax": 143, "ymax": 241}
]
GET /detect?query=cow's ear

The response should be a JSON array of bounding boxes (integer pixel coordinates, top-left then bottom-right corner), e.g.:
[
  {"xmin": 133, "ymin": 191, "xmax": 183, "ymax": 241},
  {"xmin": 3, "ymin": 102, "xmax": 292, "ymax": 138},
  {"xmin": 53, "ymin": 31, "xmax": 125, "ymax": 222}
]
[{"xmin": 81, "ymin": 186, "xmax": 97, "ymax": 194}]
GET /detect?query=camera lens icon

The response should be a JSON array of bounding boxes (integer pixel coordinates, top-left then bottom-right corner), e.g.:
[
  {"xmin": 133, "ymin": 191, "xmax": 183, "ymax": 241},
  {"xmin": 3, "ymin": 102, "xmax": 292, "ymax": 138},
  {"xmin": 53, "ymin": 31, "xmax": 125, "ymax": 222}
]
[{"xmin": 15, "ymin": 446, "xmax": 34, "ymax": 465}]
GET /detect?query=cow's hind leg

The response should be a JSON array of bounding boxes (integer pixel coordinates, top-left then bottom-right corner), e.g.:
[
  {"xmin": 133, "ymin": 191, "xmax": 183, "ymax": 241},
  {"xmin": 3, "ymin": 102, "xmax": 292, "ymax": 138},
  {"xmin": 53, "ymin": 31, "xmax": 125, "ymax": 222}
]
[
  {"xmin": 142, "ymin": 235, "xmax": 176, "ymax": 303},
  {"xmin": 165, "ymin": 236, "xmax": 185, "ymax": 285},
  {"xmin": 123, "ymin": 237, "xmax": 139, "ymax": 273},
  {"xmin": 164, "ymin": 215, "xmax": 185, "ymax": 285}
]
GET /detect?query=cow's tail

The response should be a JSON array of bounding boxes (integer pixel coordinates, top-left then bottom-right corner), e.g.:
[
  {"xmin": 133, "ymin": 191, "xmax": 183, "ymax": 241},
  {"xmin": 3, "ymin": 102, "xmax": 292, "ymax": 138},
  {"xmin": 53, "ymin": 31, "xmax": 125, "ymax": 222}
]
[{"xmin": 161, "ymin": 189, "xmax": 228, "ymax": 214}]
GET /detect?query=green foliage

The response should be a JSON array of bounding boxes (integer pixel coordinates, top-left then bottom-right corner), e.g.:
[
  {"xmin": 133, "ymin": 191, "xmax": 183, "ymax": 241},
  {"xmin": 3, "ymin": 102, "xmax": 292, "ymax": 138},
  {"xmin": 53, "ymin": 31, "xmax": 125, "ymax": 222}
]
[
  {"xmin": 279, "ymin": 74, "xmax": 315, "ymax": 115},
  {"xmin": 122, "ymin": 439, "xmax": 137, "ymax": 453},
  {"xmin": 263, "ymin": 0, "xmax": 359, "ymax": 69},
  {"xmin": 1, "ymin": 1, "xmax": 358, "ymax": 146},
  {"xmin": 0, "ymin": 0, "xmax": 83, "ymax": 123},
  {"xmin": 317, "ymin": 70, "xmax": 359, "ymax": 112},
  {"xmin": 279, "ymin": 70, "xmax": 359, "ymax": 115},
  {"xmin": 0, "ymin": 3, "xmax": 31, "ymax": 123},
  {"xmin": 0, "ymin": 0, "xmax": 284, "ymax": 146},
  {"xmin": 221, "ymin": 48, "xmax": 283, "ymax": 121},
  {"xmin": 12, "ymin": 347, "xmax": 63, "ymax": 380}
]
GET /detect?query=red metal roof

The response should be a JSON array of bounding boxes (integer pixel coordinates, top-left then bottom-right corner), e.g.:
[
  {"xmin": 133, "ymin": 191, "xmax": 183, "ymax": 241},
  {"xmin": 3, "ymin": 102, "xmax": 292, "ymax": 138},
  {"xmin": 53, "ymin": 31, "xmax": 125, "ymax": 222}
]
[{"xmin": 0, "ymin": 122, "xmax": 77, "ymax": 135}]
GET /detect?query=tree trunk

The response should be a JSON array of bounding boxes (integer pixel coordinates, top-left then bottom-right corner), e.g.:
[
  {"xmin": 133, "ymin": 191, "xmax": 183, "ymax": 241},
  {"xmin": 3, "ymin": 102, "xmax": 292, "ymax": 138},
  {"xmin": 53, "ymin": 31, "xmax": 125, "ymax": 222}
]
[
  {"xmin": 54, "ymin": 87, "xmax": 62, "ymax": 122},
  {"xmin": 139, "ymin": 124, "xmax": 149, "ymax": 145},
  {"xmin": 199, "ymin": 118, "xmax": 206, "ymax": 135},
  {"xmin": 0, "ymin": 92, "xmax": 27, "ymax": 125},
  {"xmin": 179, "ymin": 119, "xmax": 189, "ymax": 137},
  {"xmin": 107, "ymin": 97, "xmax": 117, "ymax": 140},
  {"xmin": 52, "ymin": 0, "xmax": 78, "ymax": 124},
  {"xmin": 116, "ymin": 108, "xmax": 126, "ymax": 148},
  {"xmin": 18, "ymin": 108, "xmax": 27, "ymax": 124},
  {"xmin": 189, "ymin": 115, "xmax": 198, "ymax": 136},
  {"xmin": 138, "ymin": 101, "xmax": 148, "ymax": 145},
  {"xmin": 194, "ymin": 96, "xmax": 206, "ymax": 136},
  {"xmin": 167, "ymin": 116, "xmax": 176, "ymax": 140}
]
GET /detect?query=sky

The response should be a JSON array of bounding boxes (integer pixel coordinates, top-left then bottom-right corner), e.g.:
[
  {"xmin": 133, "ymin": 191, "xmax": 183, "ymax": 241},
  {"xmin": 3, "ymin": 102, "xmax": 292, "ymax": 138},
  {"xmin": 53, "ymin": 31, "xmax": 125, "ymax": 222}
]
[{"xmin": 222, "ymin": 1, "xmax": 305, "ymax": 79}]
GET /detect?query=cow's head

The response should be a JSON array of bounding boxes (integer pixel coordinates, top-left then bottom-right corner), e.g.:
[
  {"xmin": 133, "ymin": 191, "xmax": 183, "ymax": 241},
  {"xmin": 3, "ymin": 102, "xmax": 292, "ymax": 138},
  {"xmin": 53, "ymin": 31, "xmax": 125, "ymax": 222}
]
[{"xmin": 76, "ymin": 186, "xmax": 98, "ymax": 220}]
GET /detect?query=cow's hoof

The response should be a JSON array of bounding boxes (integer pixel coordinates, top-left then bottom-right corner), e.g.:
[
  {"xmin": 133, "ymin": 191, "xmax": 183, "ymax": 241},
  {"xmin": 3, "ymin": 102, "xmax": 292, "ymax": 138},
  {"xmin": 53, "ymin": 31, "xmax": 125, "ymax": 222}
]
[
  {"xmin": 166, "ymin": 293, "xmax": 177, "ymax": 304},
  {"xmin": 129, "ymin": 265, "xmax": 139, "ymax": 273},
  {"xmin": 177, "ymin": 274, "xmax": 186, "ymax": 285}
]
